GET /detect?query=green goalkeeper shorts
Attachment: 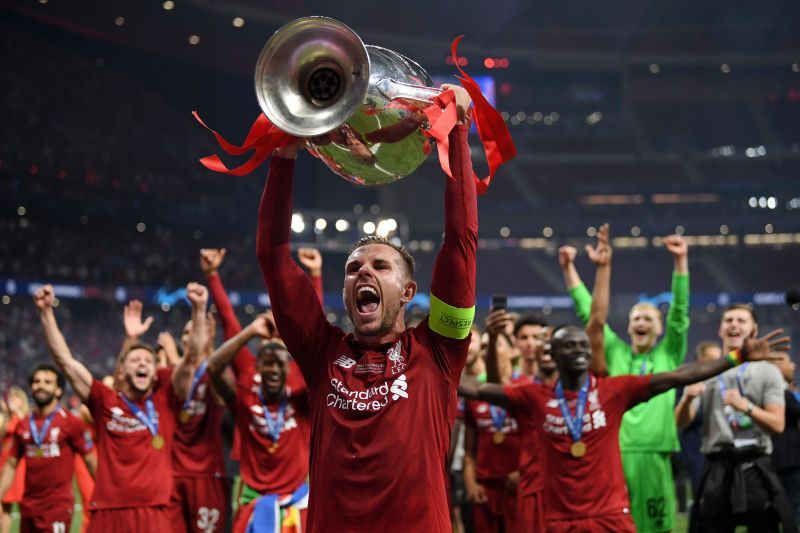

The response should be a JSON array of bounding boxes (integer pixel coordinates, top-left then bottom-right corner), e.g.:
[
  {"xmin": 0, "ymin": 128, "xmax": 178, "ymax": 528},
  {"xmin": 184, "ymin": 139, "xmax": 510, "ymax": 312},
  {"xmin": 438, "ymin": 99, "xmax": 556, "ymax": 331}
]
[{"xmin": 621, "ymin": 451, "xmax": 675, "ymax": 533}]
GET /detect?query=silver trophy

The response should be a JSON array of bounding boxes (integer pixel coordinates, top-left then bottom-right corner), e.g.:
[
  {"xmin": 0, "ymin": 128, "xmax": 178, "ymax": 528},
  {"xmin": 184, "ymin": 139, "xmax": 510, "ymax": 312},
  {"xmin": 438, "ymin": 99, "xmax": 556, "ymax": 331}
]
[{"xmin": 254, "ymin": 17, "xmax": 444, "ymax": 185}]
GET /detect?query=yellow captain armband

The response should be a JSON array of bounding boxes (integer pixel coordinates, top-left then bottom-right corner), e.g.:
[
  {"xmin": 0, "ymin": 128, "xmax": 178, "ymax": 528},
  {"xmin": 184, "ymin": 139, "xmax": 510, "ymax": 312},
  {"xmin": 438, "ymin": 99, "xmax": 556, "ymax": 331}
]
[{"xmin": 428, "ymin": 294, "xmax": 475, "ymax": 340}]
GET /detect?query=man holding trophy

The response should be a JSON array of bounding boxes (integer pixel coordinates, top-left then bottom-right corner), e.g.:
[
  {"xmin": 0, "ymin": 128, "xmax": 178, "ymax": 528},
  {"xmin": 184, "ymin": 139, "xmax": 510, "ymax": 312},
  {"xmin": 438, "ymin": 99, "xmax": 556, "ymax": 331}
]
[
  {"xmin": 193, "ymin": 15, "xmax": 514, "ymax": 531},
  {"xmin": 254, "ymin": 80, "xmax": 476, "ymax": 531}
]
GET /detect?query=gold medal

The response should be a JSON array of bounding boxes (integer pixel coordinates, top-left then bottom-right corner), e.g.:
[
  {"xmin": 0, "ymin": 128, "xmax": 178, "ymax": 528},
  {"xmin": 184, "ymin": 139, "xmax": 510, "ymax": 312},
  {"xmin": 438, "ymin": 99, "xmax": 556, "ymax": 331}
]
[
  {"xmin": 34, "ymin": 448, "xmax": 44, "ymax": 458},
  {"xmin": 492, "ymin": 431, "xmax": 505, "ymax": 445},
  {"xmin": 570, "ymin": 441, "xmax": 587, "ymax": 458},
  {"xmin": 152, "ymin": 435, "xmax": 165, "ymax": 450},
  {"xmin": 268, "ymin": 442, "xmax": 279, "ymax": 454},
  {"xmin": 179, "ymin": 411, "xmax": 191, "ymax": 424}
]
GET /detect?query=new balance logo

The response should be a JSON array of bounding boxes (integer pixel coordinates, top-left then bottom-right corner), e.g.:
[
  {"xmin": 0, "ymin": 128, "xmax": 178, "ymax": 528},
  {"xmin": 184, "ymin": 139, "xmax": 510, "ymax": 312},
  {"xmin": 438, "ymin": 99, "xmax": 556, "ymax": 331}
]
[
  {"xmin": 334, "ymin": 355, "xmax": 357, "ymax": 369},
  {"xmin": 390, "ymin": 374, "xmax": 409, "ymax": 400}
]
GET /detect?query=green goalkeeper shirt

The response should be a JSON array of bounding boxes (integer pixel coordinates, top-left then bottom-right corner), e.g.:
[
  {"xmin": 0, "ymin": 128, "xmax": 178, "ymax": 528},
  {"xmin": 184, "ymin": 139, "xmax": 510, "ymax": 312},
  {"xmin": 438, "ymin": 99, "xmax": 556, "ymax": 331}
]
[{"xmin": 568, "ymin": 273, "xmax": 690, "ymax": 453}]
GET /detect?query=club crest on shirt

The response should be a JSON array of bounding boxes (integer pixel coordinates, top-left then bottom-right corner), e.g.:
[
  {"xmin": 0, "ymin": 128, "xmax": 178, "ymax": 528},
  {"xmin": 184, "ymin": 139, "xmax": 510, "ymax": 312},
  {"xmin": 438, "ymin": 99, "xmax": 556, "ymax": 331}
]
[
  {"xmin": 49, "ymin": 427, "xmax": 61, "ymax": 442},
  {"xmin": 387, "ymin": 342, "xmax": 406, "ymax": 375}
]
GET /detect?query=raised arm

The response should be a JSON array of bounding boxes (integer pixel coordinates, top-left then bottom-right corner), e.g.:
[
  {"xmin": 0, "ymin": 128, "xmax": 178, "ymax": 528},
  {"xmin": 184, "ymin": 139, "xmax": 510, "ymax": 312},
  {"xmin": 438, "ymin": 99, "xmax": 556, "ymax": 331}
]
[
  {"xmin": 428, "ymin": 86, "xmax": 478, "ymax": 343},
  {"xmin": 172, "ymin": 283, "xmax": 208, "ymax": 401},
  {"xmin": 201, "ymin": 248, "xmax": 241, "ymax": 340},
  {"xmin": 662, "ymin": 235, "xmax": 690, "ymax": 365},
  {"xmin": 298, "ymin": 248, "xmax": 325, "ymax": 306},
  {"xmin": 207, "ymin": 314, "xmax": 277, "ymax": 409},
  {"xmin": 156, "ymin": 331, "xmax": 181, "ymax": 367},
  {"xmin": 201, "ymin": 249, "xmax": 258, "ymax": 379},
  {"xmin": 559, "ymin": 245, "xmax": 582, "ymax": 290},
  {"xmin": 255, "ymin": 142, "xmax": 332, "ymax": 367},
  {"xmin": 34, "ymin": 285, "xmax": 93, "ymax": 402},
  {"xmin": 647, "ymin": 329, "xmax": 791, "ymax": 401},
  {"xmin": 485, "ymin": 311, "xmax": 514, "ymax": 384},
  {"xmin": 586, "ymin": 224, "xmax": 611, "ymax": 376}
]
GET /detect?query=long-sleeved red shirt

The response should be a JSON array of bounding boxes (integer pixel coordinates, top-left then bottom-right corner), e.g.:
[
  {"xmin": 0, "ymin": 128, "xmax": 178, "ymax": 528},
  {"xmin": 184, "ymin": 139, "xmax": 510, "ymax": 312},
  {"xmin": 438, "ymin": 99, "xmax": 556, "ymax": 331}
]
[{"xmin": 256, "ymin": 124, "xmax": 477, "ymax": 532}]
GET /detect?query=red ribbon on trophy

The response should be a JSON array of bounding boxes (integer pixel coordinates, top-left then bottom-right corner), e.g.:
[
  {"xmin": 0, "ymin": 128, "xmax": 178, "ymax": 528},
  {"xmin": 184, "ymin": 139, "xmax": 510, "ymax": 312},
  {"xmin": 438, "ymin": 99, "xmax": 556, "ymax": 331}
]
[
  {"xmin": 420, "ymin": 35, "xmax": 517, "ymax": 194},
  {"xmin": 194, "ymin": 36, "xmax": 515, "ymax": 192}
]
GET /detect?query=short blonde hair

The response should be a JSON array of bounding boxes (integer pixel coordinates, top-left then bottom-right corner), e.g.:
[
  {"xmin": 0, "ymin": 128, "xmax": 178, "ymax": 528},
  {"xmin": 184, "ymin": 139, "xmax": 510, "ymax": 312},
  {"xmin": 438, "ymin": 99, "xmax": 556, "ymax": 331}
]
[{"xmin": 630, "ymin": 302, "xmax": 662, "ymax": 324}]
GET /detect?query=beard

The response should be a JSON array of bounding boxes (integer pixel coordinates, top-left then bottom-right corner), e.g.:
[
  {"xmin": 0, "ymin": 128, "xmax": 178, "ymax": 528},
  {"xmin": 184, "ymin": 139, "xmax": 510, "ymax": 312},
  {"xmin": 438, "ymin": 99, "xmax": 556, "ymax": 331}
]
[
  {"xmin": 32, "ymin": 391, "xmax": 55, "ymax": 408},
  {"xmin": 348, "ymin": 301, "xmax": 401, "ymax": 338}
]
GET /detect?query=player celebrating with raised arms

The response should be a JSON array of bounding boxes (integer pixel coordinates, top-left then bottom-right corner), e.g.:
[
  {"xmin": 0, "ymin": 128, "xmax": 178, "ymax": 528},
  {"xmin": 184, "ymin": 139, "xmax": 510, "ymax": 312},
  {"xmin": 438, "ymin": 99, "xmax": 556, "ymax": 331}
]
[
  {"xmin": 206, "ymin": 312, "xmax": 310, "ymax": 533},
  {"xmin": 461, "ymin": 323, "xmax": 789, "ymax": 532},
  {"xmin": 256, "ymin": 84, "xmax": 477, "ymax": 532},
  {"xmin": 33, "ymin": 283, "xmax": 209, "ymax": 532}
]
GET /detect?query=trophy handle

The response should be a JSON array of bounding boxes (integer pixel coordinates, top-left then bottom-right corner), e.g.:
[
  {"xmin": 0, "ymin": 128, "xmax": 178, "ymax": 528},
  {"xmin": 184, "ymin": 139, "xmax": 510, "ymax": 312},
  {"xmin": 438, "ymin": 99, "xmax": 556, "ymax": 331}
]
[{"xmin": 375, "ymin": 78, "xmax": 442, "ymax": 104}]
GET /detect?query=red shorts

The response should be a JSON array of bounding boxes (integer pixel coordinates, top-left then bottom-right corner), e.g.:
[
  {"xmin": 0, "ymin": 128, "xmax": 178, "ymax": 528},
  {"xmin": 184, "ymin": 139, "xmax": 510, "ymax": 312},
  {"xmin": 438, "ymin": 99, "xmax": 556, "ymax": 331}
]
[
  {"xmin": 546, "ymin": 511, "xmax": 636, "ymax": 533},
  {"xmin": 88, "ymin": 506, "xmax": 170, "ymax": 533},
  {"xmin": 19, "ymin": 504, "xmax": 73, "ymax": 533},
  {"xmin": 512, "ymin": 491, "xmax": 545, "ymax": 533},
  {"xmin": 168, "ymin": 475, "xmax": 228, "ymax": 533},
  {"xmin": 472, "ymin": 479, "xmax": 523, "ymax": 533},
  {"xmin": 233, "ymin": 501, "xmax": 307, "ymax": 533}
]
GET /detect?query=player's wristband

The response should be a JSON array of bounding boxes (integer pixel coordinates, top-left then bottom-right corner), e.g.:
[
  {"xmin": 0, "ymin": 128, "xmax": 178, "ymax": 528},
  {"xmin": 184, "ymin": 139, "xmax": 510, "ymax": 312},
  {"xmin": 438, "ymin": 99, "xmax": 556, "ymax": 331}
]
[
  {"xmin": 428, "ymin": 294, "xmax": 475, "ymax": 340},
  {"xmin": 725, "ymin": 349, "xmax": 743, "ymax": 367}
]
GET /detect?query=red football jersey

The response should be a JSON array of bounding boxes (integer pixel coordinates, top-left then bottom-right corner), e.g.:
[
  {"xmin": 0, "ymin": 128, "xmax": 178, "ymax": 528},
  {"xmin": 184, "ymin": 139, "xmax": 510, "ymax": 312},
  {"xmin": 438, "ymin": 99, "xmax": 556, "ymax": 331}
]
[
  {"xmin": 464, "ymin": 399, "xmax": 520, "ymax": 481},
  {"xmin": 235, "ymin": 365, "xmax": 310, "ymax": 495},
  {"xmin": 509, "ymin": 373, "xmax": 546, "ymax": 496},
  {"xmin": 87, "ymin": 368, "xmax": 180, "ymax": 510},
  {"xmin": 172, "ymin": 371, "xmax": 225, "ymax": 478},
  {"xmin": 10, "ymin": 407, "xmax": 93, "ymax": 516},
  {"xmin": 257, "ymin": 125, "xmax": 476, "ymax": 531},
  {"xmin": 504, "ymin": 375, "xmax": 650, "ymax": 521},
  {"xmin": 296, "ymin": 323, "xmax": 467, "ymax": 531}
]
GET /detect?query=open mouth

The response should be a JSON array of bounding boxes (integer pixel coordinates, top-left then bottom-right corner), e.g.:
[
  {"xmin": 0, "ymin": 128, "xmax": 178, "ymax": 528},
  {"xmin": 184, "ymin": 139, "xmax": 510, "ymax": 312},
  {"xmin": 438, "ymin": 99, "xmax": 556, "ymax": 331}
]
[
  {"xmin": 356, "ymin": 285, "xmax": 381, "ymax": 316},
  {"xmin": 265, "ymin": 373, "xmax": 282, "ymax": 387}
]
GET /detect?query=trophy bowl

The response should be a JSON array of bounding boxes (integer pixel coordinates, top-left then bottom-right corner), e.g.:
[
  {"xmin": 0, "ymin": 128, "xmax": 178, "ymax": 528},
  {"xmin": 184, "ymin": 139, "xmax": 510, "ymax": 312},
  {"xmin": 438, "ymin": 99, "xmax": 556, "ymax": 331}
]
[{"xmin": 255, "ymin": 17, "xmax": 443, "ymax": 185}]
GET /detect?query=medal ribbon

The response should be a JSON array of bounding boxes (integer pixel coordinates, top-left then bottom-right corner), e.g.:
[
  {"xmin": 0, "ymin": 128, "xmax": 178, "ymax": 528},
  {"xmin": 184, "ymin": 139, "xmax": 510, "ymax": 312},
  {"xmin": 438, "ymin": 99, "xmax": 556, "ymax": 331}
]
[
  {"xmin": 119, "ymin": 393, "xmax": 159, "ymax": 437},
  {"xmin": 555, "ymin": 377, "xmax": 590, "ymax": 444},
  {"xmin": 29, "ymin": 410, "xmax": 58, "ymax": 449},
  {"xmin": 488, "ymin": 405, "xmax": 507, "ymax": 432},
  {"xmin": 718, "ymin": 362, "xmax": 750, "ymax": 426},
  {"xmin": 181, "ymin": 360, "xmax": 209, "ymax": 415},
  {"xmin": 258, "ymin": 391, "xmax": 287, "ymax": 443}
]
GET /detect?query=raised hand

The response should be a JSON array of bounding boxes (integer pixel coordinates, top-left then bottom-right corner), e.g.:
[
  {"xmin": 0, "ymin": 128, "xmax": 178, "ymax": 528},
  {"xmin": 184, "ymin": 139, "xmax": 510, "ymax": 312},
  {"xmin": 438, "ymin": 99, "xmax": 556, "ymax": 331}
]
[
  {"xmin": 249, "ymin": 313, "xmax": 278, "ymax": 340},
  {"xmin": 741, "ymin": 329, "xmax": 791, "ymax": 361},
  {"xmin": 585, "ymin": 223, "xmax": 612, "ymax": 266},
  {"xmin": 663, "ymin": 235, "xmax": 688, "ymax": 258},
  {"xmin": 33, "ymin": 284, "xmax": 55, "ymax": 311},
  {"xmin": 298, "ymin": 248, "xmax": 323, "ymax": 277},
  {"xmin": 157, "ymin": 331, "xmax": 179, "ymax": 363},
  {"xmin": 441, "ymin": 84, "xmax": 472, "ymax": 122},
  {"xmin": 273, "ymin": 138, "xmax": 306, "ymax": 160},
  {"xmin": 186, "ymin": 282, "xmax": 209, "ymax": 310},
  {"xmin": 485, "ymin": 309, "xmax": 512, "ymax": 338},
  {"xmin": 123, "ymin": 300, "xmax": 154, "ymax": 338},
  {"xmin": 558, "ymin": 246, "xmax": 577, "ymax": 268},
  {"xmin": 200, "ymin": 248, "xmax": 226, "ymax": 276}
]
